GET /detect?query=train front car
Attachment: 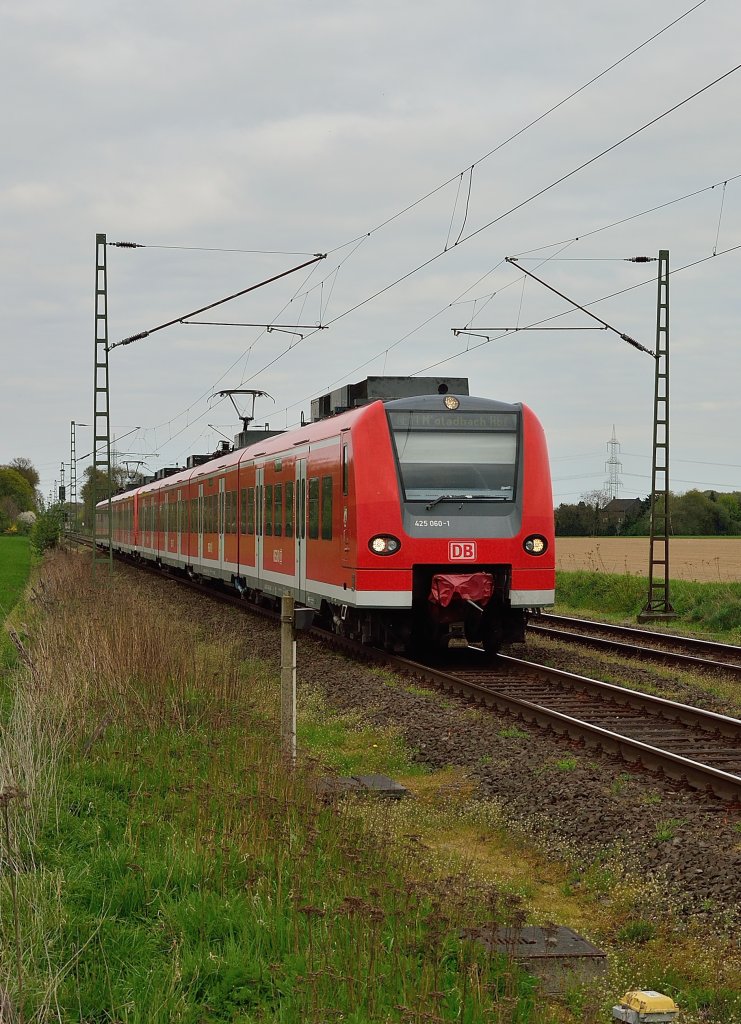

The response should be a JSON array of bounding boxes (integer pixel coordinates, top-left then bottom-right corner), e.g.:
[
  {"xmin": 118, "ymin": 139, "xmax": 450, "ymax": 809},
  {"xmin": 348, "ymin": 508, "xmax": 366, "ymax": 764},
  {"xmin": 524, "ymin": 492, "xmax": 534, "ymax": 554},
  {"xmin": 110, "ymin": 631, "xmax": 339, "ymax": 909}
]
[{"xmin": 353, "ymin": 393, "xmax": 554, "ymax": 654}]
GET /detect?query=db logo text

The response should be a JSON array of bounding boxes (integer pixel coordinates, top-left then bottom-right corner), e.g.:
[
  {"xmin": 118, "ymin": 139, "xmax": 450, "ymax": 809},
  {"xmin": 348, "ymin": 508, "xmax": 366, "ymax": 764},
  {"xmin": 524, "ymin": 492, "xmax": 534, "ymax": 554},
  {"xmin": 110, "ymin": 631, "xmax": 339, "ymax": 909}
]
[{"xmin": 449, "ymin": 541, "xmax": 477, "ymax": 560}]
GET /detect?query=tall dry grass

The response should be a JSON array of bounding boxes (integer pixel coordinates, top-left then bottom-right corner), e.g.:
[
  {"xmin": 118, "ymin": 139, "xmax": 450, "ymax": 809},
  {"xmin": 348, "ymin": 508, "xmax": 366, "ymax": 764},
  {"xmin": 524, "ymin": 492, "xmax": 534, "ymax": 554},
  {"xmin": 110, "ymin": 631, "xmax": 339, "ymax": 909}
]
[{"xmin": 1, "ymin": 552, "xmax": 249, "ymax": 845}]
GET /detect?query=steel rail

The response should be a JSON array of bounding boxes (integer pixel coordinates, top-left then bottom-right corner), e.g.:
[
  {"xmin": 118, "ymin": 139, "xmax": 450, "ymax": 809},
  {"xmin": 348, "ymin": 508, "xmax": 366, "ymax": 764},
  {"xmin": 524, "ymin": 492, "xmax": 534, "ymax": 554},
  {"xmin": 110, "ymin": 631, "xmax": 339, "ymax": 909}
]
[
  {"xmin": 373, "ymin": 651, "xmax": 741, "ymax": 802},
  {"xmin": 527, "ymin": 622, "xmax": 741, "ymax": 677},
  {"xmin": 533, "ymin": 612, "xmax": 741, "ymax": 666}
]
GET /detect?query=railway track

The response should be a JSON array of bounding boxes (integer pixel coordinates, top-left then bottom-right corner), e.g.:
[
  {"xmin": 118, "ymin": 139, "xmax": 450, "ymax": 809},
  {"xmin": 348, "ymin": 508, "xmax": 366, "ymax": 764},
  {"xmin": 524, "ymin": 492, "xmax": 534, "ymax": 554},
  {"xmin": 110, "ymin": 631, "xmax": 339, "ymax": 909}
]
[
  {"xmin": 528, "ymin": 612, "xmax": 741, "ymax": 677},
  {"xmin": 75, "ymin": 540, "xmax": 741, "ymax": 802}
]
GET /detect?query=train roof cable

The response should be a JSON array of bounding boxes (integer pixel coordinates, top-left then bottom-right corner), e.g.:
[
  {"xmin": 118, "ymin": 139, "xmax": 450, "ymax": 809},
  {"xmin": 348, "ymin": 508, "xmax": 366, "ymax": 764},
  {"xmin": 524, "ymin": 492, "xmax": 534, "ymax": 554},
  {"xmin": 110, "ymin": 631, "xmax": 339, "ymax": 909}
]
[
  {"xmin": 127, "ymin": 11, "xmax": 719, "ymax": 439},
  {"xmin": 410, "ymin": 239, "xmax": 741, "ymax": 376},
  {"xmin": 322, "ymin": 0, "xmax": 709, "ymax": 256},
  {"xmin": 510, "ymin": 172, "xmax": 741, "ymax": 258},
  {"xmin": 133, "ymin": 37, "xmax": 736, "ymax": 453},
  {"xmin": 300, "ymin": 167, "xmax": 741, "ymax": 414},
  {"xmin": 139, "ymin": 0, "xmax": 710, "ymax": 416},
  {"xmin": 236, "ymin": 61, "xmax": 741, "ymax": 393},
  {"xmin": 116, "ymin": 3, "xmax": 712, "ymax": 443},
  {"xmin": 108, "ymin": 242, "xmax": 320, "ymax": 256},
  {"xmin": 141, "ymin": 256, "xmax": 328, "ymax": 440},
  {"xmin": 109, "ymin": 254, "xmax": 326, "ymax": 351}
]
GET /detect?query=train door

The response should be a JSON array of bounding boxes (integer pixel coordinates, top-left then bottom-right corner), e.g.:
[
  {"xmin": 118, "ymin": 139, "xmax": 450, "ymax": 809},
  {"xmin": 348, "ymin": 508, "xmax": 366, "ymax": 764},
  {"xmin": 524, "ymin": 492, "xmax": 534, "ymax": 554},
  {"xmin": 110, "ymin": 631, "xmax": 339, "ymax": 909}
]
[
  {"xmin": 218, "ymin": 477, "xmax": 225, "ymax": 571},
  {"xmin": 177, "ymin": 488, "xmax": 182, "ymax": 558},
  {"xmin": 198, "ymin": 482, "xmax": 204, "ymax": 563},
  {"xmin": 161, "ymin": 491, "xmax": 167, "ymax": 557},
  {"xmin": 295, "ymin": 458, "xmax": 307, "ymax": 603},
  {"xmin": 341, "ymin": 433, "xmax": 351, "ymax": 568},
  {"xmin": 255, "ymin": 467, "xmax": 264, "ymax": 585}
]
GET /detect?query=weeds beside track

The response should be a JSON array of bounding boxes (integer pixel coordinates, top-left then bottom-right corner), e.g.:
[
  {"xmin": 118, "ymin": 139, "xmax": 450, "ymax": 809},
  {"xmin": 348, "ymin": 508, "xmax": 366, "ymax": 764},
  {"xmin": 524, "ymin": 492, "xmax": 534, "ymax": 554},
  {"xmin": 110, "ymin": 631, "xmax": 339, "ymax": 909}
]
[{"xmin": 0, "ymin": 552, "xmax": 542, "ymax": 1023}]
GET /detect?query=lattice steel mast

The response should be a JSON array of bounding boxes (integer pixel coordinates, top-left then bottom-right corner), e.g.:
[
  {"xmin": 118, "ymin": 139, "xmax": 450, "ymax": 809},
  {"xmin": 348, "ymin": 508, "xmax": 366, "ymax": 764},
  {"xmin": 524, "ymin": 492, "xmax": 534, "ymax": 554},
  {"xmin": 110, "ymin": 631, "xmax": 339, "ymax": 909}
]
[
  {"xmin": 92, "ymin": 233, "xmax": 113, "ymax": 573},
  {"xmin": 639, "ymin": 250, "xmax": 674, "ymax": 621}
]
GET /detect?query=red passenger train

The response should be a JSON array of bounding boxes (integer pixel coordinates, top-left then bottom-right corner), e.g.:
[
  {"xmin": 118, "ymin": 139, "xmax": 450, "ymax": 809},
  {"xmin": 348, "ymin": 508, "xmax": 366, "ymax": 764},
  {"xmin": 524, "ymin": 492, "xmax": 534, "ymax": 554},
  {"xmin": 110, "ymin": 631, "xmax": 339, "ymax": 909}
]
[{"xmin": 98, "ymin": 380, "xmax": 555, "ymax": 654}]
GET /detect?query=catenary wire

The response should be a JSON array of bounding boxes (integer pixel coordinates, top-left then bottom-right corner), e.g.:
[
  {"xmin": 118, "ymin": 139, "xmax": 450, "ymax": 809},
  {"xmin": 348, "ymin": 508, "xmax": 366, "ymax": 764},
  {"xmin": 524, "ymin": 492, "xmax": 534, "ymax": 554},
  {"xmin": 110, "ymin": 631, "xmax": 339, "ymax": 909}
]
[
  {"xmin": 129, "ymin": 3, "xmax": 713, "ymax": 444},
  {"xmin": 322, "ymin": 0, "xmax": 709, "ymax": 255}
]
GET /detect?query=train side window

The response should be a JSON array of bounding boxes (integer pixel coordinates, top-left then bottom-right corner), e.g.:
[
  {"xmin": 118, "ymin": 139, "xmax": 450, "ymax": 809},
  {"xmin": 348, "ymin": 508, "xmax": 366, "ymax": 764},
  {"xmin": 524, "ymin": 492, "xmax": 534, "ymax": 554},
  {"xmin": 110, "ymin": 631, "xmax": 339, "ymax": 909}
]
[
  {"xmin": 285, "ymin": 481, "xmax": 294, "ymax": 538},
  {"xmin": 274, "ymin": 483, "xmax": 283, "ymax": 537},
  {"xmin": 247, "ymin": 486, "xmax": 255, "ymax": 535},
  {"xmin": 265, "ymin": 484, "xmax": 273, "ymax": 536},
  {"xmin": 321, "ymin": 476, "xmax": 333, "ymax": 540},
  {"xmin": 257, "ymin": 484, "xmax": 262, "ymax": 535},
  {"xmin": 240, "ymin": 488, "xmax": 247, "ymax": 535},
  {"xmin": 308, "ymin": 477, "xmax": 319, "ymax": 539},
  {"xmin": 342, "ymin": 443, "xmax": 349, "ymax": 496},
  {"xmin": 228, "ymin": 490, "xmax": 238, "ymax": 534}
]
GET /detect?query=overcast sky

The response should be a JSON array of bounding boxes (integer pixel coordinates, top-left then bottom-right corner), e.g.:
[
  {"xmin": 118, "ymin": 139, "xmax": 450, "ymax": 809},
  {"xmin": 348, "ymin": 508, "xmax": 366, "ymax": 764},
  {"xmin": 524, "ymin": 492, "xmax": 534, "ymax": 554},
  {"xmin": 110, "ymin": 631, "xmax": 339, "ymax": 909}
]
[{"xmin": 2, "ymin": 0, "xmax": 740, "ymax": 505}]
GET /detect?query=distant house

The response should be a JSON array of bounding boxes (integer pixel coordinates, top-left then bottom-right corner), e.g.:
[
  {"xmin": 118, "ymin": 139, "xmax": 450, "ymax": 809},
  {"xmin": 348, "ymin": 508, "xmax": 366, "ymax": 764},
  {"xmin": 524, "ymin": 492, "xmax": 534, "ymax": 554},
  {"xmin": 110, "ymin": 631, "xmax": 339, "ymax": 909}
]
[{"xmin": 601, "ymin": 498, "xmax": 642, "ymax": 532}]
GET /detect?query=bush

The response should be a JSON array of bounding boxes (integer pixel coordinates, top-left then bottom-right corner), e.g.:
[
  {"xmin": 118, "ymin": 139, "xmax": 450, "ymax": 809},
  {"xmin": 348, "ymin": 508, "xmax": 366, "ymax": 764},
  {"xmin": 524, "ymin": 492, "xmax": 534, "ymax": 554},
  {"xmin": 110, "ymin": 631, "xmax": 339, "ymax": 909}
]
[{"xmin": 30, "ymin": 508, "xmax": 62, "ymax": 553}]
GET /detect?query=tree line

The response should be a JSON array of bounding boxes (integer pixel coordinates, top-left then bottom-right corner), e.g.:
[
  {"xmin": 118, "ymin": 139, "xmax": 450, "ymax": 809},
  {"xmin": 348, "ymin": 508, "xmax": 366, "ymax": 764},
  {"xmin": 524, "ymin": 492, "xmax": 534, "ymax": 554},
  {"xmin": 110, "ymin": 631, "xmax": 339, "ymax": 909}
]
[{"xmin": 556, "ymin": 489, "xmax": 741, "ymax": 537}]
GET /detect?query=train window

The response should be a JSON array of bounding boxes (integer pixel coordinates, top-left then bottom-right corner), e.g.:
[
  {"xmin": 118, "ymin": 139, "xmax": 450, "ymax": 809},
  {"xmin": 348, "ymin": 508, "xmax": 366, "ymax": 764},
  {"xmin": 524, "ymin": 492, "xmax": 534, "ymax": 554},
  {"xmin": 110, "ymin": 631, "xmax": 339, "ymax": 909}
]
[
  {"xmin": 285, "ymin": 481, "xmax": 294, "ymax": 538},
  {"xmin": 299, "ymin": 478, "xmax": 306, "ymax": 539},
  {"xmin": 308, "ymin": 477, "xmax": 319, "ymax": 539},
  {"xmin": 265, "ymin": 484, "xmax": 273, "ymax": 536},
  {"xmin": 247, "ymin": 486, "xmax": 255, "ymax": 535},
  {"xmin": 342, "ymin": 443, "xmax": 349, "ymax": 496},
  {"xmin": 274, "ymin": 483, "xmax": 283, "ymax": 537},
  {"xmin": 321, "ymin": 476, "xmax": 333, "ymax": 540},
  {"xmin": 389, "ymin": 411, "xmax": 519, "ymax": 503},
  {"xmin": 257, "ymin": 484, "xmax": 262, "ymax": 535},
  {"xmin": 240, "ymin": 488, "xmax": 247, "ymax": 535}
]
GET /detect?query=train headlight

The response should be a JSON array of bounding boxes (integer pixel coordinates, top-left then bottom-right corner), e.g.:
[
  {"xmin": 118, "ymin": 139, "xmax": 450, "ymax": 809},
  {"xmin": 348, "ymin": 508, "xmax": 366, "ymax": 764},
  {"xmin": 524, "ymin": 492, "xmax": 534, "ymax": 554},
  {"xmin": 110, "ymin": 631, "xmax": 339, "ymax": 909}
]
[
  {"xmin": 523, "ymin": 534, "xmax": 547, "ymax": 555},
  {"xmin": 369, "ymin": 535, "xmax": 401, "ymax": 555},
  {"xmin": 444, "ymin": 395, "xmax": 460, "ymax": 410}
]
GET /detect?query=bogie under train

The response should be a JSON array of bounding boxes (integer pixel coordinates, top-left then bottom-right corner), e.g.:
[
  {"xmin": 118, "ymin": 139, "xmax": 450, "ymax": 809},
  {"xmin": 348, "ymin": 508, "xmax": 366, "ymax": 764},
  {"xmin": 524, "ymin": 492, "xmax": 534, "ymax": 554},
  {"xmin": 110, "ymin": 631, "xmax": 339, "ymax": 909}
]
[{"xmin": 98, "ymin": 380, "xmax": 555, "ymax": 654}]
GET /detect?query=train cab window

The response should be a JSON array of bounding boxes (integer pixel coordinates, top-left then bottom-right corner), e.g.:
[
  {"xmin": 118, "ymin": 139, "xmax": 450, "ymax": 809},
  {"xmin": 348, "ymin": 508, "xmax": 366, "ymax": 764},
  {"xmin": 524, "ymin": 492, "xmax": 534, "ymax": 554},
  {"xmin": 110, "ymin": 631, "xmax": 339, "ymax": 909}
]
[
  {"xmin": 285, "ymin": 481, "xmax": 294, "ymax": 538},
  {"xmin": 247, "ymin": 486, "xmax": 255, "ymax": 535},
  {"xmin": 388, "ymin": 409, "xmax": 519, "ymax": 503},
  {"xmin": 342, "ymin": 443, "xmax": 349, "ymax": 496},
  {"xmin": 321, "ymin": 476, "xmax": 333, "ymax": 540},
  {"xmin": 308, "ymin": 477, "xmax": 320, "ymax": 539},
  {"xmin": 274, "ymin": 483, "xmax": 283, "ymax": 537},
  {"xmin": 265, "ymin": 484, "xmax": 273, "ymax": 536}
]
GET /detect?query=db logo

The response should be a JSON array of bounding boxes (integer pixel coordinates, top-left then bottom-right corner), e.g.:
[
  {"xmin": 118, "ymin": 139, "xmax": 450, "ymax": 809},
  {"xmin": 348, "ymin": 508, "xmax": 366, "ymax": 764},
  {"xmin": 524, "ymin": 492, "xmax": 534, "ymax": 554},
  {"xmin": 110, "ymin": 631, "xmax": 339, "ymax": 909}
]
[{"xmin": 449, "ymin": 541, "xmax": 476, "ymax": 560}]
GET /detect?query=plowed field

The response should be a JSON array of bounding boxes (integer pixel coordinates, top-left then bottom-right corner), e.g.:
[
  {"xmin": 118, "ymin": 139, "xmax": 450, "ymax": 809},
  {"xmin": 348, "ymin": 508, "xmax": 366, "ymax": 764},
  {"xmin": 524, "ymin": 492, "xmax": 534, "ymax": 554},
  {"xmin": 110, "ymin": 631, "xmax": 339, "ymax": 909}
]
[{"xmin": 556, "ymin": 537, "xmax": 741, "ymax": 582}]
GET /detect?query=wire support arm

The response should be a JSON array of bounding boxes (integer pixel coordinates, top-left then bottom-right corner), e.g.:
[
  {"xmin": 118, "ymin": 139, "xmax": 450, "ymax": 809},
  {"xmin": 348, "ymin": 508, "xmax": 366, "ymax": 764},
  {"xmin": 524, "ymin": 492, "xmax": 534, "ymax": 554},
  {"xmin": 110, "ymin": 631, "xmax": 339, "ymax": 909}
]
[
  {"xmin": 109, "ymin": 254, "xmax": 327, "ymax": 351},
  {"xmin": 505, "ymin": 257, "xmax": 655, "ymax": 357}
]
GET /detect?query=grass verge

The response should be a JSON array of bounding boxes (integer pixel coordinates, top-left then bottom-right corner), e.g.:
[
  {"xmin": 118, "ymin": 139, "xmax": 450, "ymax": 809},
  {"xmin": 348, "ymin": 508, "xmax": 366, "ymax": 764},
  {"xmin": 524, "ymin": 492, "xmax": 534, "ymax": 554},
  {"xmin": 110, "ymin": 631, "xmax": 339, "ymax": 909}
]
[
  {"xmin": 0, "ymin": 535, "xmax": 33, "ymax": 667},
  {"xmin": 0, "ymin": 553, "xmax": 544, "ymax": 1023},
  {"xmin": 555, "ymin": 569, "xmax": 741, "ymax": 641}
]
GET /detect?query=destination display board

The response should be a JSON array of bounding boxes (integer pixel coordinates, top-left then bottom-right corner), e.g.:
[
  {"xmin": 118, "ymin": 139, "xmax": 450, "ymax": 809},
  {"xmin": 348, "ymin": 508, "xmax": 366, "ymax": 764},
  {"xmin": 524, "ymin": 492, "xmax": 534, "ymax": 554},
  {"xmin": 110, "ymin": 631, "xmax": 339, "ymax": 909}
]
[{"xmin": 388, "ymin": 411, "xmax": 518, "ymax": 431}]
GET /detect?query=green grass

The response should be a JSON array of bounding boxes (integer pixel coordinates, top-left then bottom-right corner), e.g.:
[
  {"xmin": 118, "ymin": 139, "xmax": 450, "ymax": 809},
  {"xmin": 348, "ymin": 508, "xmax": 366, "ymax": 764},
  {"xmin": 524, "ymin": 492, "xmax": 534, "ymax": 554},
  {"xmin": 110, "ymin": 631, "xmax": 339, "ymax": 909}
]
[
  {"xmin": 0, "ymin": 557, "xmax": 540, "ymax": 1024},
  {"xmin": 555, "ymin": 569, "xmax": 741, "ymax": 639},
  {"xmin": 0, "ymin": 535, "xmax": 32, "ymax": 666}
]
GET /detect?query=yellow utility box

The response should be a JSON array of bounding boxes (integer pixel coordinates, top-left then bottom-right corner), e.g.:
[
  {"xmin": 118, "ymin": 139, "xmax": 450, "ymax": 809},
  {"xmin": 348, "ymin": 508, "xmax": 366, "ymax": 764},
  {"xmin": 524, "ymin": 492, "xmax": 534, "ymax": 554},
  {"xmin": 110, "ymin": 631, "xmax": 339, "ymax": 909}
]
[{"xmin": 612, "ymin": 990, "xmax": 679, "ymax": 1022}]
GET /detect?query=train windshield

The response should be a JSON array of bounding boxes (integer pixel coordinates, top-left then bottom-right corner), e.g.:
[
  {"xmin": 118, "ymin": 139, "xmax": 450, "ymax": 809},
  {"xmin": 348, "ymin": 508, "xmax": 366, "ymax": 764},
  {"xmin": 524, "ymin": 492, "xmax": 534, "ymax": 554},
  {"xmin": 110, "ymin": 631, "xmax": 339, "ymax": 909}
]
[{"xmin": 388, "ymin": 410, "xmax": 519, "ymax": 503}]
